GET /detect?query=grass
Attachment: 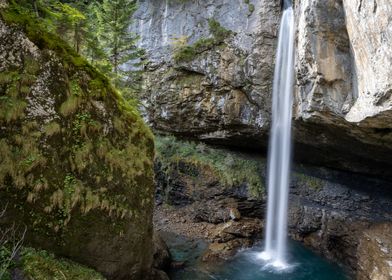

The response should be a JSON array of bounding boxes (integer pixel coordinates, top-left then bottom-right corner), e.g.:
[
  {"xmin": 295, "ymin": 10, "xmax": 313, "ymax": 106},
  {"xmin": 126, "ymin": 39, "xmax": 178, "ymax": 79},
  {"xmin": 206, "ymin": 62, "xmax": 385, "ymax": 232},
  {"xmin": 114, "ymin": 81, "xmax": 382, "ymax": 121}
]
[
  {"xmin": 293, "ymin": 173, "xmax": 324, "ymax": 191},
  {"xmin": 1, "ymin": 246, "xmax": 106, "ymax": 280},
  {"xmin": 155, "ymin": 135, "xmax": 265, "ymax": 198}
]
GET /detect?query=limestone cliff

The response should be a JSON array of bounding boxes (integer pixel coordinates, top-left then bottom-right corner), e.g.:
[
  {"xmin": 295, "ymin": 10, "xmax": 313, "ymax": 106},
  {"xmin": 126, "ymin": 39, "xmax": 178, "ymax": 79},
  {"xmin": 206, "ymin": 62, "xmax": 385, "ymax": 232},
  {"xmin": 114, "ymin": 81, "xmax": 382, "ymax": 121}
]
[
  {"xmin": 0, "ymin": 2, "xmax": 155, "ymax": 279},
  {"xmin": 133, "ymin": 0, "xmax": 392, "ymax": 179}
]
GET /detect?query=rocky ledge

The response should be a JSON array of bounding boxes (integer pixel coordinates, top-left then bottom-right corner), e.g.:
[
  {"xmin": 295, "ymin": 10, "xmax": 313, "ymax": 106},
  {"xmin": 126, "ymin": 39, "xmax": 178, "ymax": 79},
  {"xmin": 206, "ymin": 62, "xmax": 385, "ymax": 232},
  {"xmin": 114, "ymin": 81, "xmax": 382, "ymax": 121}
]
[
  {"xmin": 132, "ymin": 0, "xmax": 392, "ymax": 179},
  {"xmin": 154, "ymin": 136, "xmax": 392, "ymax": 279}
]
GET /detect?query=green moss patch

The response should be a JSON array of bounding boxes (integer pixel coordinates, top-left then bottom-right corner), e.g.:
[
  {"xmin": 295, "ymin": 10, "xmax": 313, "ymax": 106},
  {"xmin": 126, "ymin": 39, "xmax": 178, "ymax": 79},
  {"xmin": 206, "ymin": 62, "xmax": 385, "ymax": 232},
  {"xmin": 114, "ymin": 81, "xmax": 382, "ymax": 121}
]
[
  {"xmin": 156, "ymin": 135, "xmax": 265, "ymax": 198},
  {"xmin": 0, "ymin": 0, "xmax": 154, "ymax": 249},
  {"xmin": 173, "ymin": 18, "xmax": 232, "ymax": 62},
  {"xmin": 0, "ymin": 246, "xmax": 105, "ymax": 280}
]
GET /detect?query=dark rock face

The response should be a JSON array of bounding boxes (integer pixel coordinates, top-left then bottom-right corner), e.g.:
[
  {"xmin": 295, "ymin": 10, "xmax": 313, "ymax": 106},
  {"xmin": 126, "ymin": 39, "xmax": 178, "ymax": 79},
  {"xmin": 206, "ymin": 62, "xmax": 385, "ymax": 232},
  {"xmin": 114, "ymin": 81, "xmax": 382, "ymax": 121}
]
[
  {"xmin": 133, "ymin": 0, "xmax": 392, "ymax": 179},
  {"xmin": 0, "ymin": 7, "xmax": 155, "ymax": 280},
  {"xmin": 288, "ymin": 166, "xmax": 392, "ymax": 274},
  {"xmin": 155, "ymin": 138, "xmax": 392, "ymax": 277},
  {"xmin": 155, "ymin": 158, "xmax": 265, "ymax": 224}
]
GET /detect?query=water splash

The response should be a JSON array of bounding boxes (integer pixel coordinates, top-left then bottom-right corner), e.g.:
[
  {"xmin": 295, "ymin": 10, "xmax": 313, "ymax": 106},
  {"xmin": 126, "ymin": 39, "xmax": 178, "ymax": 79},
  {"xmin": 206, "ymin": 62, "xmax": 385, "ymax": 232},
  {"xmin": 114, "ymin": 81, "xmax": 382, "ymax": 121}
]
[{"xmin": 259, "ymin": 0, "xmax": 295, "ymax": 268}]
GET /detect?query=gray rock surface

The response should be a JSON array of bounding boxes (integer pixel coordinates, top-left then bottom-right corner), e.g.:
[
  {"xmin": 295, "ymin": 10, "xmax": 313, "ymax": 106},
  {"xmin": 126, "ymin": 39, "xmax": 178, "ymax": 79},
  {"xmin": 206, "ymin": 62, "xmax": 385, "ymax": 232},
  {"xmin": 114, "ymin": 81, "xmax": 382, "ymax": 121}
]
[{"xmin": 132, "ymin": 0, "xmax": 392, "ymax": 178}]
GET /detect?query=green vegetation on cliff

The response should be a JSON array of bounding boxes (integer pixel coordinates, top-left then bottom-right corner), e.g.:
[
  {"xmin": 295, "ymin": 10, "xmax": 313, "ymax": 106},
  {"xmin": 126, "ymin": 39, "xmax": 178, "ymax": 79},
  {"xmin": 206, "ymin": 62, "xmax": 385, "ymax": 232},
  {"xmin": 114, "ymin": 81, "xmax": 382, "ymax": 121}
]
[
  {"xmin": 0, "ymin": 1, "xmax": 155, "ymax": 278},
  {"xmin": 156, "ymin": 135, "xmax": 264, "ymax": 198},
  {"xmin": 173, "ymin": 18, "xmax": 232, "ymax": 62}
]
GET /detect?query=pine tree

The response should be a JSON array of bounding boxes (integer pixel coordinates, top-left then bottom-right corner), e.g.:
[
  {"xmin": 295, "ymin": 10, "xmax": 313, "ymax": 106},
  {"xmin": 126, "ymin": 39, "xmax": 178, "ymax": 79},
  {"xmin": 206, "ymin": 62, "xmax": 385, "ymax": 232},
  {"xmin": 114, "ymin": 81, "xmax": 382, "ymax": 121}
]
[{"xmin": 93, "ymin": 0, "xmax": 143, "ymax": 86}]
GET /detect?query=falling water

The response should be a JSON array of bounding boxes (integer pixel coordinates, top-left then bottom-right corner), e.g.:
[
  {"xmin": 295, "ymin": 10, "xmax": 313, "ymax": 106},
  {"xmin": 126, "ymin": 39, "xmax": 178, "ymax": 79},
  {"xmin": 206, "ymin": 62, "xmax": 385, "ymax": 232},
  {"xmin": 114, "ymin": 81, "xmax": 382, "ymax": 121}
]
[
  {"xmin": 162, "ymin": 0, "xmax": 169, "ymax": 45},
  {"xmin": 258, "ymin": 0, "xmax": 295, "ymax": 269}
]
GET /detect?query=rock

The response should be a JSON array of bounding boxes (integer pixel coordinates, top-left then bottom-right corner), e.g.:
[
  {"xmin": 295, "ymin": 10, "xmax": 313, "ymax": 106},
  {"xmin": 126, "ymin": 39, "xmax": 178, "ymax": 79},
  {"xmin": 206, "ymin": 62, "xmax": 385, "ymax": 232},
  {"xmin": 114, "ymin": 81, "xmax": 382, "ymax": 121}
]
[
  {"xmin": 171, "ymin": 261, "xmax": 186, "ymax": 270},
  {"xmin": 200, "ymin": 219, "xmax": 262, "ymax": 261},
  {"xmin": 288, "ymin": 168, "xmax": 392, "ymax": 276},
  {"xmin": 150, "ymin": 269, "xmax": 170, "ymax": 280},
  {"xmin": 155, "ymin": 143, "xmax": 265, "ymax": 224},
  {"xmin": 0, "ymin": 7, "xmax": 155, "ymax": 280},
  {"xmin": 229, "ymin": 208, "xmax": 241, "ymax": 221},
  {"xmin": 202, "ymin": 239, "xmax": 253, "ymax": 262},
  {"xmin": 133, "ymin": 0, "xmax": 392, "ymax": 179},
  {"xmin": 153, "ymin": 232, "xmax": 172, "ymax": 271},
  {"xmin": 357, "ymin": 223, "xmax": 392, "ymax": 280}
]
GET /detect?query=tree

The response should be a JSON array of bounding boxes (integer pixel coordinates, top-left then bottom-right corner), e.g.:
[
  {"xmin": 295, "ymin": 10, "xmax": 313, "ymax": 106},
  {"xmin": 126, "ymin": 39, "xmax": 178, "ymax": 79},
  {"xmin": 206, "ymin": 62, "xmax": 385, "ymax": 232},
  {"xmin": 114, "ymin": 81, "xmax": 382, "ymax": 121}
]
[{"xmin": 93, "ymin": 0, "xmax": 143, "ymax": 86}]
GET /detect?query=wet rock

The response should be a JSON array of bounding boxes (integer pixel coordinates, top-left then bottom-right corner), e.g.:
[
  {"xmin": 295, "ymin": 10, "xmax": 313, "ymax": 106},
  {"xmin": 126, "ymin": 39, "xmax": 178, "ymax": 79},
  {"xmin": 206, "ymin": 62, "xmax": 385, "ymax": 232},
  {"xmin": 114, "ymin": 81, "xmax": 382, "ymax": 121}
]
[
  {"xmin": 202, "ymin": 239, "xmax": 253, "ymax": 262},
  {"xmin": 171, "ymin": 261, "xmax": 186, "ymax": 270},
  {"xmin": 153, "ymin": 232, "xmax": 172, "ymax": 271},
  {"xmin": 229, "ymin": 208, "xmax": 241, "ymax": 221},
  {"xmin": 150, "ymin": 269, "xmax": 170, "ymax": 280},
  {"xmin": 357, "ymin": 223, "xmax": 392, "ymax": 280},
  {"xmin": 200, "ymin": 219, "xmax": 262, "ymax": 262}
]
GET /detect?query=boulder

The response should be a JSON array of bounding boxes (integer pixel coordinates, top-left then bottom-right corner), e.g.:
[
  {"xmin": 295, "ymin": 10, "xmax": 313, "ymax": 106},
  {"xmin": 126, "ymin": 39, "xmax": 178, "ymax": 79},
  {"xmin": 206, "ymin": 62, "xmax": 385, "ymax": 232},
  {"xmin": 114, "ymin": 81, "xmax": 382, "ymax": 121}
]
[
  {"xmin": 0, "ymin": 5, "xmax": 155, "ymax": 280},
  {"xmin": 153, "ymin": 231, "xmax": 172, "ymax": 271}
]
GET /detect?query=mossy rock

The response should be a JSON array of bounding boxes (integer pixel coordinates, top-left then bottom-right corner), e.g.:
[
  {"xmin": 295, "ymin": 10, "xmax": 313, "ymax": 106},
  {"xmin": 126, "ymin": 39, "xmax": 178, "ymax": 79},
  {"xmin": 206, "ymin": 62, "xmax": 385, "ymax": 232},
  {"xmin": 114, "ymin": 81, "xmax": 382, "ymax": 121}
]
[
  {"xmin": 0, "ymin": 2, "xmax": 155, "ymax": 280},
  {"xmin": 1, "ymin": 246, "xmax": 106, "ymax": 280},
  {"xmin": 155, "ymin": 135, "xmax": 265, "ymax": 198}
]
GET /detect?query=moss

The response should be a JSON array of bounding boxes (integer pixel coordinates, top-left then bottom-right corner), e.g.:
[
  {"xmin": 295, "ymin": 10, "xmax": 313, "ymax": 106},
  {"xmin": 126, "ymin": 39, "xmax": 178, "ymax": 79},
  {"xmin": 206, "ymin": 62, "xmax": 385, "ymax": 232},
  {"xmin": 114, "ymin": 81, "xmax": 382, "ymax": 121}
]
[
  {"xmin": 0, "ymin": 1, "xmax": 154, "ymax": 254},
  {"xmin": 156, "ymin": 135, "xmax": 265, "ymax": 198},
  {"xmin": 19, "ymin": 247, "xmax": 106, "ymax": 280},
  {"xmin": 173, "ymin": 18, "xmax": 232, "ymax": 62},
  {"xmin": 43, "ymin": 122, "xmax": 61, "ymax": 136},
  {"xmin": 207, "ymin": 18, "xmax": 232, "ymax": 42},
  {"xmin": 294, "ymin": 173, "xmax": 324, "ymax": 191},
  {"xmin": 248, "ymin": 4, "xmax": 255, "ymax": 13}
]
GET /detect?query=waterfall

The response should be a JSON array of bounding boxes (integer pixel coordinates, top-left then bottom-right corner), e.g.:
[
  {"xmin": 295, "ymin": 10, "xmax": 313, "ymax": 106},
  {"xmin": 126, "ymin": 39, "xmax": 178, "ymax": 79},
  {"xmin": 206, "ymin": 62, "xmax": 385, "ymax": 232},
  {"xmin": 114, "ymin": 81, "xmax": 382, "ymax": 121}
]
[
  {"xmin": 258, "ymin": 0, "xmax": 295, "ymax": 268},
  {"xmin": 162, "ymin": 0, "xmax": 169, "ymax": 45}
]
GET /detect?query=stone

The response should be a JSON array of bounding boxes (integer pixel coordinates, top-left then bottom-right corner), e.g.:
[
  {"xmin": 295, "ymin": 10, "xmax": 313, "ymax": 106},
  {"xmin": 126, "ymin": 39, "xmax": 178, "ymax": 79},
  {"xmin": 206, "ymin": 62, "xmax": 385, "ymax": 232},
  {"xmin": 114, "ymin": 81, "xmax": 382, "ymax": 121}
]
[
  {"xmin": 171, "ymin": 261, "xmax": 186, "ymax": 269},
  {"xmin": 153, "ymin": 232, "xmax": 172, "ymax": 271},
  {"xmin": 0, "ymin": 9, "xmax": 155, "ymax": 280},
  {"xmin": 357, "ymin": 223, "xmax": 392, "ymax": 280},
  {"xmin": 202, "ymin": 239, "xmax": 253, "ymax": 262},
  {"xmin": 133, "ymin": 0, "xmax": 392, "ymax": 179},
  {"xmin": 229, "ymin": 207, "xmax": 241, "ymax": 221}
]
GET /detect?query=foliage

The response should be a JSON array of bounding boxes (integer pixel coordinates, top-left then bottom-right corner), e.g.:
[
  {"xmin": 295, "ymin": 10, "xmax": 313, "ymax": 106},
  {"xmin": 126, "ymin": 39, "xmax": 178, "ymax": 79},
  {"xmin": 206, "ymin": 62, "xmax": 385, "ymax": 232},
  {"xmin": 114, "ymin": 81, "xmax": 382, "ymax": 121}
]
[
  {"xmin": 92, "ymin": 0, "xmax": 145, "ymax": 87},
  {"xmin": 2, "ymin": 0, "xmax": 144, "ymax": 102},
  {"xmin": 208, "ymin": 18, "xmax": 232, "ymax": 42},
  {"xmin": 173, "ymin": 18, "xmax": 232, "ymax": 62},
  {"xmin": 242, "ymin": 0, "xmax": 254, "ymax": 14},
  {"xmin": 0, "ymin": 247, "xmax": 106, "ymax": 280},
  {"xmin": 155, "ymin": 135, "xmax": 265, "ymax": 198},
  {"xmin": 293, "ymin": 173, "xmax": 324, "ymax": 190},
  {"xmin": 0, "ymin": 0, "xmax": 154, "ymax": 235}
]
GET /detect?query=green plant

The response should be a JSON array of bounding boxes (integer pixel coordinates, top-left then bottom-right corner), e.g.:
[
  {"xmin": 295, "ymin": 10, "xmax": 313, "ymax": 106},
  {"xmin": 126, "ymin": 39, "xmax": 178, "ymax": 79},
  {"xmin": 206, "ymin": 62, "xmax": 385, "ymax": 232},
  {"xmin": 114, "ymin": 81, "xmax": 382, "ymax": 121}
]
[
  {"xmin": 21, "ymin": 247, "xmax": 106, "ymax": 280},
  {"xmin": 173, "ymin": 18, "xmax": 232, "ymax": 62},
  {"xmin": 248, "ymin": 4, "xmax": 255, "ymax": 13},
  {"xmin": 208, "ymin": 18, "xmax": 231, "ymax": 42},
  {"xmin": 155, "ymin": 135, "xmax": 265, "ymax": 198}
]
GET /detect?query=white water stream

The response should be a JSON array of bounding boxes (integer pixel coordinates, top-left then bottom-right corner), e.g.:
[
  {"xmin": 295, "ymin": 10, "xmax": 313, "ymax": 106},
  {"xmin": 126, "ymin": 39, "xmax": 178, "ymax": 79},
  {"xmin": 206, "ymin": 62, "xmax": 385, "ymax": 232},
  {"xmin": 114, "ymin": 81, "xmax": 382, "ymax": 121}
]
[{"xmin": 258, "ymin": 0, "xmax": 295, "ymax": 269}]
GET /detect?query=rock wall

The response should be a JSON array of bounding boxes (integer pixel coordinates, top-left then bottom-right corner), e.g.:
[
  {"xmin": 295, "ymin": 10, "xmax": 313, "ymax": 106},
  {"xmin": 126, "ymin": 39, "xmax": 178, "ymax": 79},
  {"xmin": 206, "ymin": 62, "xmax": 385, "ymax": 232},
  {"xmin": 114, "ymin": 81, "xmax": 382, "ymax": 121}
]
[
  {"xmin": 133, "ymin": 0, "xmax": 392, "ymax": 179},
  {"xmin": 155, "ymin": 136, "xmax": 392, "ymax": 277},
  {"xmin": 0, "ymin": 4, "xmax": 156, "ymax": 280}
]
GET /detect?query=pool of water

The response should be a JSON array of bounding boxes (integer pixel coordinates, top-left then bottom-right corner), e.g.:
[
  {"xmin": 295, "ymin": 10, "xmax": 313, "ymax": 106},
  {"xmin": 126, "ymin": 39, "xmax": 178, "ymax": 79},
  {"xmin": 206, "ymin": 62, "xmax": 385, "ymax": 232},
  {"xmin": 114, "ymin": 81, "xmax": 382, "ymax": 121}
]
[{"xmin": 163, "ymin": 232, "xmax": 349, "ymax": 280}]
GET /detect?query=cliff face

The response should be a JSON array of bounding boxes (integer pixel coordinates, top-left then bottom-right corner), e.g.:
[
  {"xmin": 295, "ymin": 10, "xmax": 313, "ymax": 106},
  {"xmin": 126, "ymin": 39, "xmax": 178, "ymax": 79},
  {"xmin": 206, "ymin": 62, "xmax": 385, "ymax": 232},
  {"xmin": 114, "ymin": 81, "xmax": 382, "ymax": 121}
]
[
  {"xmin": 133, "ymin": 0, "xmax": 392, "ymax": 178},
  {"xmin": 0, "ymin": 3, "xmax": 155, "ymax": 279}
]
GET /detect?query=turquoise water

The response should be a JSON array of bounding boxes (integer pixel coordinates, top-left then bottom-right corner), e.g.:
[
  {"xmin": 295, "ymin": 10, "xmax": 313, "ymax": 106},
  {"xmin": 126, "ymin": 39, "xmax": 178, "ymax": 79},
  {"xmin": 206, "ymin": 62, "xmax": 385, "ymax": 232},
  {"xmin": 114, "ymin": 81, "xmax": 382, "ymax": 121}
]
[{"xmin": 166, "ymin": 234, "xmax": 349, "ymax": 280}]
